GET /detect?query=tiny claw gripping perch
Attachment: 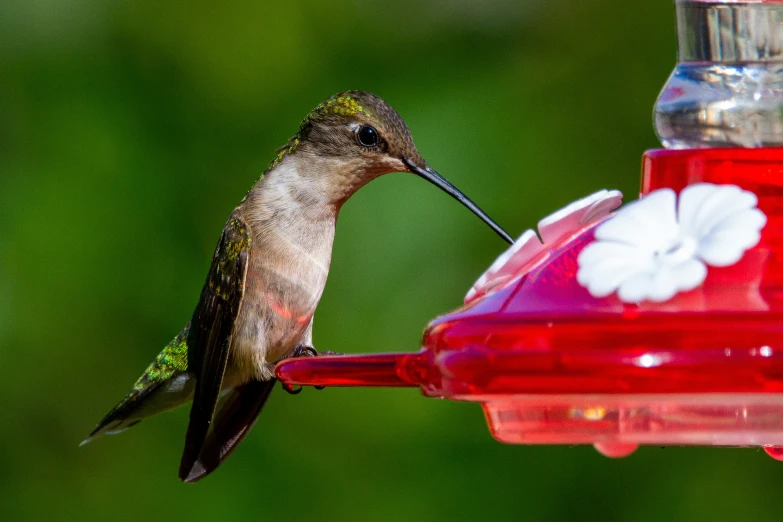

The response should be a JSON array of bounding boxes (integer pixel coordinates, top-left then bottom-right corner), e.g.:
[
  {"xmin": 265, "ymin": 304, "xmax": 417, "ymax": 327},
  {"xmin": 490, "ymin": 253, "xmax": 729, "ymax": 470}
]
[
  {"xmin": 282, "ymin": 345, "xmax": 349, "ymax": 393},
  {"xmin": 290, "ymin": 345, "xmax": 318, "ymax": 358},
  {"xmin": 281, "ymin": 345, "xmax": 317, "ymax": 394},
  {"xmin": 281, "ymin": 382, "xmax": 302, "ymax": 395}
]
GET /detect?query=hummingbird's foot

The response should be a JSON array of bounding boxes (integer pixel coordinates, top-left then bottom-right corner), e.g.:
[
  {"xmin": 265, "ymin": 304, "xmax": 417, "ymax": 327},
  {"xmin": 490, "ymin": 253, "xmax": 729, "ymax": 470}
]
[
  {"xmin": 285, "ymin": 345, "xmax": 345, "ymax": 392},
  {"xmin": 282, "ymin": 382, "xmax": 302, "ymax": 395},
  {"xmin": 282, "ymin": 345, "xmax": 317, "ymax": 394},
  {"xmin": 290, "ymin": 344, "xmax": 318, "ymax": 358},
  {"xmin": 290, "ymin": 344, "xmax": 345, "ymax": 358}
]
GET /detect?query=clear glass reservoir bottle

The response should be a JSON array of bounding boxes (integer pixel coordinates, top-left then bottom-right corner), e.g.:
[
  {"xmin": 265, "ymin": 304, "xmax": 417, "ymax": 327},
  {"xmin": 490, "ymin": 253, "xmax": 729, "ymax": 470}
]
[{"xmin": 655, "ymin": 0, "xmax": 783, "ymax": 148}]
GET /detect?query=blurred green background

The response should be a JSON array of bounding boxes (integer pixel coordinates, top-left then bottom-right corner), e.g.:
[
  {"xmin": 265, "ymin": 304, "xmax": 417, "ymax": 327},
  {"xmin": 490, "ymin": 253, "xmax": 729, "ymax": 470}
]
[{"xmin": 2, "ymin": 0, "xmax": 781, "ymax": 520}]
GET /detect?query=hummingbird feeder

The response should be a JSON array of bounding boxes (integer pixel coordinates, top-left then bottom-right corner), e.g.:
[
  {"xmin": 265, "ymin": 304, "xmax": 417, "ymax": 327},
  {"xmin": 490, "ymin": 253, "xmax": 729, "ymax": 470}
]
[{"xmin": 276, "ymin": 0, "xmax": 783, "ymax": 459}]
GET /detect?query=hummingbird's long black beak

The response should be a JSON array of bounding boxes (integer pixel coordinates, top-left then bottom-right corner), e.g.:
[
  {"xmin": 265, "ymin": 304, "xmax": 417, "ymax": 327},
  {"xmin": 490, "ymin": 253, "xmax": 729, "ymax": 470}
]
[{"xmin": 403, "ymin": 157, "xmax": 513, "ymax": 244}]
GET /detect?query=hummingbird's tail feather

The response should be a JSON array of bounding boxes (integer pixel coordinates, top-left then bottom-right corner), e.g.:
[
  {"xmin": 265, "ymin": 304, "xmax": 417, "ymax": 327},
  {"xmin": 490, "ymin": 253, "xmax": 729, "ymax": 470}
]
[
  {"xmin": 180, "ymin": 378, "xmax": 276, "ymax": 483},
  {"xmin": 82, "ymin": 327, "xmax": 193, "ymax": 445},
  {"xmin": 82, "ymin": 372, "xmax": 196, "ymax": 445}
]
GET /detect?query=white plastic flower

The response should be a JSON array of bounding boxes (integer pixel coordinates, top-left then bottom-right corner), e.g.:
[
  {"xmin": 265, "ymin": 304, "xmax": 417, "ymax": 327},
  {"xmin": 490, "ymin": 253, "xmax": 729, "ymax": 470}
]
[{"xmin": 577, "ymin": 183, "xmax": 767, "ymax": 303}]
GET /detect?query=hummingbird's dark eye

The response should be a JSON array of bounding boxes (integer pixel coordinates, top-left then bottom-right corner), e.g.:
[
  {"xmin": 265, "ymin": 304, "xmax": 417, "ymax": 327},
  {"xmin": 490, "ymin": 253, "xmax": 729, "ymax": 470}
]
[{"xmin": 356, "ymin": 125, "xmax": 379, "ymax": 147}]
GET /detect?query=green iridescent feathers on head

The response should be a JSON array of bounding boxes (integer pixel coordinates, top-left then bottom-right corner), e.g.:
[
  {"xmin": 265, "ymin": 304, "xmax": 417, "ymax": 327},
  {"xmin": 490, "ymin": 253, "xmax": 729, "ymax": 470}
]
[
  {"xmin": 311, "ymin": 93, "xmax": 367, "ymax": 119},
  {"xmin": 266, "ymin": 92, "xmax": 371, "ymax": 171}
]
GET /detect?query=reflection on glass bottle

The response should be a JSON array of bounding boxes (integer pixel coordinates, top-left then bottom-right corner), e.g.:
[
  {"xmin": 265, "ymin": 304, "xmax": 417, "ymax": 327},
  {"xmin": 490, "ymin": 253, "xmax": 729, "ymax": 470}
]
[{"xmin": 655, "ymin": 1, "xmax": 783, "ymax": 148}]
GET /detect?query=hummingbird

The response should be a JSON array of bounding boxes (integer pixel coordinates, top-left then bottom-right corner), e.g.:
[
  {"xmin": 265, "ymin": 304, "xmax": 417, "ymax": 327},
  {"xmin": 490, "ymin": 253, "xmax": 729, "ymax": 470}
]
[{"xmin": 83, "ymin": 91, "xmax": 512, "ymax": 482}]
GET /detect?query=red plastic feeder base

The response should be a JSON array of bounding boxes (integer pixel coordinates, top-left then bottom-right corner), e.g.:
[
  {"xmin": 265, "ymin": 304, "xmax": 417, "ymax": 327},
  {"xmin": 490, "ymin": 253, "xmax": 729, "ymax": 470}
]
[{"xmin": 276, "ymin": 148, "xmax": 783, "ymax": 459}]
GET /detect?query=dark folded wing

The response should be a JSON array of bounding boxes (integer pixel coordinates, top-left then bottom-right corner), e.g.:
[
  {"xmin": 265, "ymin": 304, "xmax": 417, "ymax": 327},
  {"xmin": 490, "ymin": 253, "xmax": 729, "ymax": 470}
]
[
  {"xmin": 179, "ymin": 214, "xmax": 252, "ymax": 481},
  {"xmin": 181, "ymin": 379, "xmax": 276, "ymax": 483}
]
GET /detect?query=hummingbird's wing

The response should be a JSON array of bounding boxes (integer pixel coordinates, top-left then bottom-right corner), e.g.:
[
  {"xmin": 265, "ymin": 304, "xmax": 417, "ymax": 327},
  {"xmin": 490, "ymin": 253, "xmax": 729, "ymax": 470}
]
[
  {"xmin": 182, "ymin": 318, "xmax": 314, "ymax": 482},
  {"xmin": 179, "ymin": 214, "xmax": 252, "ymax": 481},
  {"xmin": 180, "ymin": 378, "xmax": 276, "ymax": 483}
]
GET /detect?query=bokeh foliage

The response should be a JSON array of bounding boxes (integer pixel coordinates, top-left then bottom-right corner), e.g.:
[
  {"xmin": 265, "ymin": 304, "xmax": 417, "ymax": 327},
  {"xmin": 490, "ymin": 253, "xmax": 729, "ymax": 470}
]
[{"xmin": 2, "ymin": 1, "xmax": 781, "ymax": 520}]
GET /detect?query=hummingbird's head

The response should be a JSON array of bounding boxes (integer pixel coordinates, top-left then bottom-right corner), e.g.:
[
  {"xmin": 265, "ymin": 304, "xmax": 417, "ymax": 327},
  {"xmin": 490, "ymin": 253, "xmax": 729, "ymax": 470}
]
[{"xmin": 274, "ymin": 91, "xmax": 512, "ymax": 244}]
